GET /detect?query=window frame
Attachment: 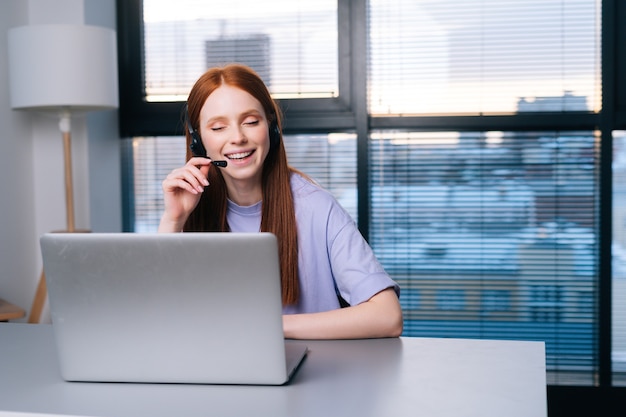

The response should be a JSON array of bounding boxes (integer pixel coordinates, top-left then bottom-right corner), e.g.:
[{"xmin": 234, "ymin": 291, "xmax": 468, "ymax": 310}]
[
  {"xmin": 116, "ymin": 0, "xmax": 626, "ymax": 401},
  {"xmin": 116, "ymin": 0, "xmax": 358, "ymax": 138}
]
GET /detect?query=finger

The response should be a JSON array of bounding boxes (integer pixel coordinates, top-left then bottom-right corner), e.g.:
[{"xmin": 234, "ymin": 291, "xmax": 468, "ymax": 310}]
[
  {"xmin": 163, "ymin": 176, "xmax": 202, "ymax": 195},
  {"xmin": 182, "ymin": 164, "xmax": 210, "ymax": 187},
  {"xmin": 165, "ymin": 168, "xmax": 206, "ymax": 193},
  {"xmin": 199, "ymin": 163, "xmax": 210, "ymax": 179},
  {"xmin": 186, "ymin": 159, "xmax": 211, "ymax": 186},
  {"xmin": 188, "ymin": 157, "xmax": 212, "ymax": 168}
]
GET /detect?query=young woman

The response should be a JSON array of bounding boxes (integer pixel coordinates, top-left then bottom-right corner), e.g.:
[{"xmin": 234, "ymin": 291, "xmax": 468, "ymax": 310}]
[{"xmin": 159, "ymin": 64, "xmax": 403, "ymax": 339}]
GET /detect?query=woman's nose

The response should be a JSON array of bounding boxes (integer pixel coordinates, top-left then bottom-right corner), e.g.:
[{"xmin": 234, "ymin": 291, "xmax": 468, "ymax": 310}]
[{"xmin": 230, "ymin": 126, "xmax": 247, "ymax": 144}]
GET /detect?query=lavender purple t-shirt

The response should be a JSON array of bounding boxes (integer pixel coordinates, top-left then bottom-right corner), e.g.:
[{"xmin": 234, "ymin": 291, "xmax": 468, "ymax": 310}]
[{"xmin": 226, "ymin": 173, "xmax": 400, "ymax": 314}]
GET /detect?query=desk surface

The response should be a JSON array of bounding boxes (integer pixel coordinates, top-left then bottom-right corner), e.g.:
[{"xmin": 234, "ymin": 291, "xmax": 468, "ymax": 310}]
[{"xmin": 0, "ymin": 323, "xmax": 546, "ymax": 417}]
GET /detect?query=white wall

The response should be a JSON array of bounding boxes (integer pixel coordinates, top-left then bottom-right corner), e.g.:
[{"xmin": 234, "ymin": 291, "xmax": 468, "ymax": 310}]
[{"xmin": 0, "ymin": 0, "xmax": 121, "ymax": 322}]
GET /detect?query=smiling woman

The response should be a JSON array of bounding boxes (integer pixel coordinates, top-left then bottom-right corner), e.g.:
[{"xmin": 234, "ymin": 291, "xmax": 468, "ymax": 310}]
[{"xmin": 158, "ymin": 63, "xmax": 403, "ymax": 340}]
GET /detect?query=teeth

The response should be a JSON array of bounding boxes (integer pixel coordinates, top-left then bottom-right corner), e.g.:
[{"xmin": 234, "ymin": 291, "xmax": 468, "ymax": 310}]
[{"xmin": 227, "ymin": 151, "xmax": 252, "ymax": 160}]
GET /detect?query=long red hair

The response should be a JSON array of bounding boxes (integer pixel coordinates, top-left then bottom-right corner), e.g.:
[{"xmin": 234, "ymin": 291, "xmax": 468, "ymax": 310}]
[{"xmin": 183, "ymin": 64, "xmax": 300, "ymax": 305}]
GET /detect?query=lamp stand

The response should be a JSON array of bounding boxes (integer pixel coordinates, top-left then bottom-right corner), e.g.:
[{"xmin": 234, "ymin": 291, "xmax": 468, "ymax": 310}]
[
  {"xmin": 29, "ymin": 112, "xmax": 78, "ymax": 323},
  {"xmin": 60, "ymin": 112, "xmax": 76, "ymax": 233},
  {"xmin": 8, "ymin": 24, "xmax": 118, "ymax": 324}
]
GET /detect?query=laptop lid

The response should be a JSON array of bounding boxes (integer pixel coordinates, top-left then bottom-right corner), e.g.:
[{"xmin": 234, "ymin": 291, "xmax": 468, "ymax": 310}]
[{"xmin": 40, "ymin": 232, "xmax": 307, "ymax": 385}]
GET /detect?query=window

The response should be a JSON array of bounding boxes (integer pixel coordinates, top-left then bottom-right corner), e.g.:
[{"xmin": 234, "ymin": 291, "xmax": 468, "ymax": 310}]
[
  {"xmin": 368, "ymin": 0, "xmax": 599, "ymax": 115},
  {"xmin": 482, "ymin": 290, "xmax": 511, "ymax": 313},
  {"xmin": 142, "ymin": 0, "xmax": 339, "ymax": 102},
  {"xmin": 118, "ymin": 0, "xmax": 626, "ymax": 390},
  {"xmin": 367, "ymin": 0, "xmax": 601, "ymax": 385},
  {"xmin": 399, "ymin": 287, "xmax": 420, "ymax": 310},
  {"xmin": 437, "ymin": 289, "xmax": 466, "ymax": 311},
  {"xmin": 613, "ymin": 130, "xmax": 626, "ymax": 385}
]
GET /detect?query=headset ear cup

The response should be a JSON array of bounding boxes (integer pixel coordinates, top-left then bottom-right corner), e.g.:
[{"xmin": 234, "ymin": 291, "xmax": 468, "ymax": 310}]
[
  {"xmin": 270, "ymin": 122, "xmax": 281, "ymax": 149},
  {"xmin": 186, "ymin": 104, "xmax": 207, "ymax": 157},
  {"xmin": 189, "ymin": 129, "xmax": 207, "ymax": 157}
]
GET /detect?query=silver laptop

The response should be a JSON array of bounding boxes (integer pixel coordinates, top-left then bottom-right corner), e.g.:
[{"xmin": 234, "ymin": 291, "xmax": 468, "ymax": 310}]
[{"xmin": 40, "ymin": 232, "xmax": 308, "ymax": 385}]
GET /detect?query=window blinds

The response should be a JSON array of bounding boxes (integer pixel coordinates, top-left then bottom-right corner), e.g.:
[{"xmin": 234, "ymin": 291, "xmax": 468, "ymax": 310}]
[
  {"xmin": 369, "ymin": 130, "xmax": 599, "ymax": 383},
  {"xmin": 613, "ymin": 131, "xmax": 626, "ymax": 385},
  {"xmin": 367, "ymin": 0, "xmax": 601, "ymax": 384},
  {"xmin": 126, "ymin": 0, "xmax": 605, "ymax": 384},
  {"xmin": 142, "ymin": 0, "xmax": 339, "ymax": 101},
  {"xmin": 368, "ymin": 0, "xmax": 599, "ymax": 115}
]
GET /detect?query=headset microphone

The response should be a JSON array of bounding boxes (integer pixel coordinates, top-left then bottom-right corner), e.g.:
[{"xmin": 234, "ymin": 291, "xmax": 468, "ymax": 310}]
[{"xmin": 210, "ymin": 160, "xmax": 227, "ymax": 167}]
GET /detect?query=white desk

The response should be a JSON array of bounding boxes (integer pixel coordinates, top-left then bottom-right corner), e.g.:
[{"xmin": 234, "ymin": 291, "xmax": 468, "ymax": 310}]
[{"xmin": 0, "ymin": 323, "xmax": 546, "ymax": 417}]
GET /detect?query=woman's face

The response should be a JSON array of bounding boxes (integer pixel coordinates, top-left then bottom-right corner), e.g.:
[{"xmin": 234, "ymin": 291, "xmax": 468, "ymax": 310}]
[{"xmin": 198, "ymin": 84, "xmax": 271, "ymax": 188}]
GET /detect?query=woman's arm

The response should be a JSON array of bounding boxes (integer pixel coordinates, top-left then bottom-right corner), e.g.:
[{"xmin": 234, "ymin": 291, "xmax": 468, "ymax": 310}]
[{"xmin": 282, "ymin": 288, "xmax": 403, "ymax": 339}]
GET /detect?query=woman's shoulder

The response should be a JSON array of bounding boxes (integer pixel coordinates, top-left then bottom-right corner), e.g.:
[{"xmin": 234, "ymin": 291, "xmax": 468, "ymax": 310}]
[
  {"xmin": 290, "ymin": 171, "xmax": 326, "ymax": 195},
  {"xmin": 289, "ymin": 171, "xmax": 353, "ymax": 220},
  {"xmin": 290, "ymin": 171, "xmax": 340, "ymax": 204}
]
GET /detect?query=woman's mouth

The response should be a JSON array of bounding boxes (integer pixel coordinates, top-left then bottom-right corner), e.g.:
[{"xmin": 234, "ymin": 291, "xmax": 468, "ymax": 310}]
[{"xmin": 225, "ymin": 150, "xmax": 255, "ymax": 161}]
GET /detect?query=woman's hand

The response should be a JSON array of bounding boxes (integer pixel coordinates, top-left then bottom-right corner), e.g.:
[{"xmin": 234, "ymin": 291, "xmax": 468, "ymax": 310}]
[{"xmin": 158, "ymin": 158, "xmax": 212, "ymax": 232}]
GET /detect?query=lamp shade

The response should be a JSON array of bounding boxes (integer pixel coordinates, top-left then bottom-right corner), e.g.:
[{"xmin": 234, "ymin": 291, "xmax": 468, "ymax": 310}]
[{"xmin": 8, "ymin": 24, "xmax": 118, "ymax": 111}]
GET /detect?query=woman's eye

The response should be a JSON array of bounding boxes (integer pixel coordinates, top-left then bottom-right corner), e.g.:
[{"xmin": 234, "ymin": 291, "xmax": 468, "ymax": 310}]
[
  {"xmin": 244, "ymin": 120, "xmax": 259, "ymax": 126},
  {"xmin": 211, "ymin": 126, "xmax": 225, "ymax": 131}
]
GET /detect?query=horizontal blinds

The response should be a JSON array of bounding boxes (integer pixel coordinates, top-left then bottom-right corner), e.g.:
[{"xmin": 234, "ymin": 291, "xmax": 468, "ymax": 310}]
[
  {"xmin": 613, "ymin": 130, "xmax": 626, "ymax": 383},
  {"xmin": 142, "ymin": 0, "xmax": 338, "ymax": 101},
  {"xmin": 369, "ymin": 130, "xmax": 599, "ymax": 382},
  {"xmin": 367, "ymin": 0, "xmax": 601, "ymax": 382},
  {"xmin": 283, "ymin": 133, "xmax": 358, "ymax": 221},
  {"xmin": 367, "ymin": 0, "xmax": 600, "ymax": 115},
  {"xmin": 129, "ymin": 0, "xmax": 606, "ymax": 384},
  {"xmin": 131, "ymin": 137, "xmax": 186, "ymax": 232}
]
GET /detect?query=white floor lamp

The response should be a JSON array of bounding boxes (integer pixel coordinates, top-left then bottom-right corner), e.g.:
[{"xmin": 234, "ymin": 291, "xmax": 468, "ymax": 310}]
[{"xmin": 8, "ymin": 24, "xmax": 119, "ymax": 322}]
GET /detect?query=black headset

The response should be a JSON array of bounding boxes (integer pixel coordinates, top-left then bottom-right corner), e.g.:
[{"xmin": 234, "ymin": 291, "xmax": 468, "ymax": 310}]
[
  {"xmin": 186, "ymin": 112, "xmax": 207, "ymax": 158},
  {"xmin": 186, "ymin": 105, "xmax": 281, "ymax": 158}
]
